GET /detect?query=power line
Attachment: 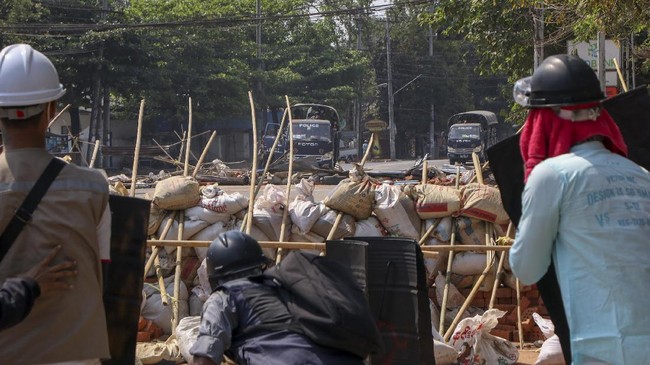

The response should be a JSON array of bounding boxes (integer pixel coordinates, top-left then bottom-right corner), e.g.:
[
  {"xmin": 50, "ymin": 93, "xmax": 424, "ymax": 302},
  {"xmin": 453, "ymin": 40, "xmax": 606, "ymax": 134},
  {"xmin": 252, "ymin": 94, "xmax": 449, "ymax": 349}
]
[{"xmin": 0, "ymin": 0, "xmax": 431, "ymax": 34}]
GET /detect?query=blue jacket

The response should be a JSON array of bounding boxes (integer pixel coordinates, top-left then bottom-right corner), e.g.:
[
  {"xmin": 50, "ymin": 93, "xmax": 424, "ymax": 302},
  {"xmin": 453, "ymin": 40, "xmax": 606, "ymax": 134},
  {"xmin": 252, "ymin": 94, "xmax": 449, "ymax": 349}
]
[{"xmin": 0, "ymin": 277, "xmax": 39, "ymax": 331}]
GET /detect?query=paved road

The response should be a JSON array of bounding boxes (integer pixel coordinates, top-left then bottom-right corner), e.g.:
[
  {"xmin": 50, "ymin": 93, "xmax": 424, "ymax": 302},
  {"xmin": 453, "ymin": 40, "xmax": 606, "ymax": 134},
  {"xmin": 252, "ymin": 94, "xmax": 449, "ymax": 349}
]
[{"xmin": 137, "ymin": 158, "xmax": 451, "ymax": 202}]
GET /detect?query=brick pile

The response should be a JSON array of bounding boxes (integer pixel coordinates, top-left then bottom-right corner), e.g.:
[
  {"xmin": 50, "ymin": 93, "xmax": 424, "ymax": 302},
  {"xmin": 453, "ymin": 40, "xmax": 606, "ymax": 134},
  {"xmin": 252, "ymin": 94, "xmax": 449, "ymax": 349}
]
[{"xmin": 458, "ymin": 284, "xmax": 551, "ymax": 342}]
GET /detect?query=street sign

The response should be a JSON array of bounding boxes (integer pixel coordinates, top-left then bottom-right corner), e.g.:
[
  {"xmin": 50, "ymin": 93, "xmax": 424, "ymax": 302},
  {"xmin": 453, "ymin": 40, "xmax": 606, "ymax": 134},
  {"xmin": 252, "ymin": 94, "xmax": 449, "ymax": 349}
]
[
  {"xmin": 365, "ymin": 119, "xmax": 387, "ymax": 132},
  {"xmin": 567, "ymin": 39, "xmax": 620, "ymax": 87}
]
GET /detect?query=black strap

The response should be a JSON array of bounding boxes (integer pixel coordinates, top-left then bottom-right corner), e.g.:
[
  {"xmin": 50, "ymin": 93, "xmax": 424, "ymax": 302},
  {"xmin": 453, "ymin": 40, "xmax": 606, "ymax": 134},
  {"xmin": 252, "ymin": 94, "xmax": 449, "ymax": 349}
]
[{"xmin": 0, "ymin": 158, "xmax": 66, "ymax": 263}]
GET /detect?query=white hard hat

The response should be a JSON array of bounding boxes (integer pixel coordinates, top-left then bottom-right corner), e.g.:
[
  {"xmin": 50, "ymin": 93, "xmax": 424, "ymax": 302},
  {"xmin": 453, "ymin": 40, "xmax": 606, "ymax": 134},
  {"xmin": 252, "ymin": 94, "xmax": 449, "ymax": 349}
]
[{"xmin": 0, "ymin": 44, "xmax": 66, "ymax": 119}]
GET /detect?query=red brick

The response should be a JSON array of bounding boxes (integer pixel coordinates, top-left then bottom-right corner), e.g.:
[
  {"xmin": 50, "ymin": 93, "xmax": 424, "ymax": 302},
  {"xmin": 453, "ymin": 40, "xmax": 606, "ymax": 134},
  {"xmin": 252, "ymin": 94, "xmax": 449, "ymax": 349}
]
[{"xmin": 496, "ymin": 287, "xmax": 512, "ymax": 298}]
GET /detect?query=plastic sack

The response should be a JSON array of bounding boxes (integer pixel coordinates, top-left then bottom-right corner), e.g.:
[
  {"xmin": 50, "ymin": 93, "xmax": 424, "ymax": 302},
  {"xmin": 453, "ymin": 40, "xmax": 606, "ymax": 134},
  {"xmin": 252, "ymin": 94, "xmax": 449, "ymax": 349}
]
[
  {"xmin": 450, "ymin": 309, "xmax": 519, "ymax": 365},
  {"xmin": 374, "ymin": 184, "xmax": 421, "ymax": 239},
  {"xmin": 404, "ymin": 184, "xmax": 462, "ymax": 219},
  {"xmin": 355, "ymin": 216, "xmax": 389, "ymax": 237},
  {"xmin": 533, "ymin": 312, "xmax": 555, "ymax": 339},
  {"xmin": 535, "ymin": 335, "xmax": 566, "ymax": 365},
  {"xmin": 152, "ymin": 176, "xmax": 200, "ymax": 210}
]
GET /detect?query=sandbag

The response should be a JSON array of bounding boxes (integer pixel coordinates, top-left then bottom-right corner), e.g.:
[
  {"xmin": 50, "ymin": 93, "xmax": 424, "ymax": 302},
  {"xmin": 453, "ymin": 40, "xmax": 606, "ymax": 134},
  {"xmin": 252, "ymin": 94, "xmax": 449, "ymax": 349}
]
[
  {"xmin": 252, "ymin": 185, "xmax": 288, "ymax": 241},
  {"xmin": 232, "ymin": 219, "xmax": 276, "ymax": 260},
  {"xmin": 450, "ymin": 309, "xmax": 519, "ymax": 365},
  {"xmin": 435, "ymin": 272, "xmax": 466, "ymax": 309},
  {"xmin": 455, "ymin": 217, "xmax": 487, "ymax": 246},
  {"xmin": 310, "ymin": 206, "xmax": 356, "ymax": 239},
  {"xmin": 535, "ymin": 335, "xmax": 565, "ymax": 365},
  {"xmin": 198, "ymin": 192, "xmax": 248, "ymax": 217},
  {"xmin": 135, "ymin": 336, "xmax": 183, "ymax": 364},
  {"xmin": 423, "ymin": 217, "xmax": 453, "ymax": 244},
  {"xmin": 405, "ymin": 184, "xmax": 462, "ymax": 219},
  {"xmin": 323, "ymin": 174, "xmax": 377, "ymax": 220},
  {"xmin": 152, "ymin": 176, "xmax": 201, "ymax": 210},
  {"xmin": 452, "ymin": 252, "xmax": 488, "ymax": 276},
  {"xmin": 157, "ymin": 213, "xmax": 210, "ymax": 255},
  {"xmin": 141, "ymin": 276, "xmax": 189, "ymax": 335},
  {"xmin": 148, "ymin": 204, "xmax": 167, "ymax": 236},
  {"xmin": 289, "ymin": 225, "xmax": 325, "ymax": 243},
  {"xmin": 289, "ymin": 199, "xmax": 321, "ymax": 234},
  {"xmin": 188, "ymin": 290, "xmax": 204, "ymax": 317},
  {"xmin": 459, "ymin": 183, "xmax": 510, "ymax": 224},
  {"xmin": 191, "ymin": 221, "xmax": 228, "ymax": 261},
  {"xmin": 354, "ymin": 216, "xmax": 389, "ymax": 237},
  {"xmin": 434, "ymin": 340, "xmax": 458, "ymax": 365},
  {"xmin": 374, "ymin": 184, "xmax": 421, "ymax": 239},
  {"xmin": 144, "ymin": 248, "xmax": 176, "ymax": 278},
  {"xmin": 185, "ymin": 205, "xmax": 231, "ymax": 225}
]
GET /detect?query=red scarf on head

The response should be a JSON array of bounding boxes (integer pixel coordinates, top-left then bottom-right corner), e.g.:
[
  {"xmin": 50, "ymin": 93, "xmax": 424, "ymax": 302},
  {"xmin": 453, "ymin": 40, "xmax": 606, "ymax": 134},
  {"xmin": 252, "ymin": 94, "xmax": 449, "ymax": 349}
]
[{"xmin": 519, "ymin": 106, "xmax": 628, "ymax": 181}]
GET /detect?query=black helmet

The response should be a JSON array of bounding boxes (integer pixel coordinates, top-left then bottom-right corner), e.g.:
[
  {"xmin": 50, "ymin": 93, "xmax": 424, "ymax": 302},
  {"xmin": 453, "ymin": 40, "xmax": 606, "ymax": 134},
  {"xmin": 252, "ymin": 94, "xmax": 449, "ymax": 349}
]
[
  {"xmin": 527, "ymin": 54, "xmax": 605, "ymax": 107},
  {"xmin": 206, "ymin": 230, "xmax": 269, "ymax": 290}
]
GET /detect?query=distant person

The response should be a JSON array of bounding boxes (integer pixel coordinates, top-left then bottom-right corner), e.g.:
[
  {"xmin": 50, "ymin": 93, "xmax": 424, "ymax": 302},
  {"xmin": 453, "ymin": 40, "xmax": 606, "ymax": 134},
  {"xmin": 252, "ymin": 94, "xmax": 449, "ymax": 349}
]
[
  {"xmin": 509, "ymin": 54, "xmax": 650, "ymax": 365},
  {"xmin": 190, "ymin": 231, "xmax": 365, "ymax": 365},
  {"xmin": 362, "ymin": 139, "xmax": 368, "ymax": 153},
  {"xmin": 0, "ymin": 245, "xmax": 77, "ymax": 331},
  {"xmin": 0, "ymin": 43, "xmax": 112, "ymax": 364}
]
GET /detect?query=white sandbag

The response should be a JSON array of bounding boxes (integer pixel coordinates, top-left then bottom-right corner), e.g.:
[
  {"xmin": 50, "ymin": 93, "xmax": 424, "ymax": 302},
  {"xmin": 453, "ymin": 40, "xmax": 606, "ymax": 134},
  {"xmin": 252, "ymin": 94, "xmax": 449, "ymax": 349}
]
[
  {"xmin": 430, "ymin": 299, "xmax": 441, "ymax": 340},
  {"xmin": 459, "ymin": 183, "xmax": 510, "ymax": 224},
  {"xmin": 424, "ymin": 217, "xmax": 453, "ymax": 243},
  {"xmin": 404, "ymin": 184, "xmax": 461, "ymax": 219},
  {"xmin": 144, "ymin": 248, "xmax": 176, "ymax": 278},
  {"xmin": 199, "ymin": 192, "xmax": 249, "ymax": 217},
  {"xmin": 355, "ymin": 216, "xmax": 389, "ymax": 237},
  {"xmin": 176, "ymin": 316, "xmax": 201, "ymax": 363},
  {"xmin": 289, "ymin": 199, "xmax": 321, "ymax": 234},
  {"xmin": 435, "ymin": 272, "xmax": 466, "ymax": 309},
  {"xmin": 141, "ymin": 275, "xmax": 189, "ymax": 335},
  {"xmin": 452, "ymin": 252, "xmax": 488, "ymax": 276},
  {"xmin": 450, "ymin": 309, "xmax": 519, "ymax": 365},
  {"xmin": 374, "ymin": 184, "xmax": 421, "ymax": 239},
  {"xmin": 289, "ymin": 225, "xmax": 325, "ymax": 243},
  {"xmin": 252, "ymin": 185, "xmax": 287, "ymax": 241},
  {"xmin": 434, "ymin": 339, "xmax": 458, "ymax": 365},
  {"xmin": 152, "ymin": 176, "xmax": 201, "ymax": 210},
  {"xmin": 455, "ymin": 217, "xmax": 487, "ymax": 246},
  {"xmin": 185, "ymin": 205, "xmax": 230, "ymax": 225},
  {"xmin": 535, "ymin": 335, "xmax": 565, "ymax": 365},
  {"xmin": 294, "ymin": 178, "xmax": 316, "ymax": 201},
  {"xmin": 310, "ymin": 206, "xmax": 356, "ymax": 239},
  {"xmin": 196, "ymin": 259, "xmax": 212, "ymax": 300},
  {"xmin": 533, "ymin": 312, "xmax": 555, "ymax": 339},
  {"xmin": 232, "ymin": 219, "xmax": 276, "ymax": 259},
  {"xmin": 191, "ymin": 221, "xmax": 227, "ymax": 261},
  {"xmin": 158, "ymin": 213, "xmax": 210, "ymax": 255}
]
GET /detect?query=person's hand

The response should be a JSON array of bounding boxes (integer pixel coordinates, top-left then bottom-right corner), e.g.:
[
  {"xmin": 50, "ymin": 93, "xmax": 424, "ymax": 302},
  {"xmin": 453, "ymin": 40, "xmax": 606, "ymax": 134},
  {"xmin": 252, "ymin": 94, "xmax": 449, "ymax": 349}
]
[{"xmin": 19, "ymin": 245, "xmax": 77, "ymax": 296}]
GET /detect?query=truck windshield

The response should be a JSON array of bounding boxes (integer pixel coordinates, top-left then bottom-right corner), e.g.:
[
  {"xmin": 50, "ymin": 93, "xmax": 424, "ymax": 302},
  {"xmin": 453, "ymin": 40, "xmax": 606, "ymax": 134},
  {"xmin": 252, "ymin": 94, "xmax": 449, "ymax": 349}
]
[
  {"xmin": 292, "ymin": 122, "xmax": 331, "ymax": 141},
  {"xmin": 449, "ymin": 125, "xmax": 480, "ymax": 139}
]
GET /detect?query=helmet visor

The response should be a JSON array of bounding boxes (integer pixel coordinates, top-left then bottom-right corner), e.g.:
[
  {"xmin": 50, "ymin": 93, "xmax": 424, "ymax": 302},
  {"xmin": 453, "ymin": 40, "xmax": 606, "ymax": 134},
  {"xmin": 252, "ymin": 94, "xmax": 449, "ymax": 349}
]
[{"xmin": 513, "ymin": 76, "xmax": 532, "ymax": 107}]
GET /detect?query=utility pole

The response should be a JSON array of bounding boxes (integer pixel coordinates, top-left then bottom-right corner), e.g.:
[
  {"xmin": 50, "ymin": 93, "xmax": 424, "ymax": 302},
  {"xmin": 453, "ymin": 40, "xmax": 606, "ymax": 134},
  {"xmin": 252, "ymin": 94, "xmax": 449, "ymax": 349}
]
[
  {"xmin": 386, "ymin": 18, "xmax": 395, "ymax": 160},
  {"xmin": 256, "ymin": 0, "xmax": 265, "ymax": 133},
  {"xmin": 533, "ymin": 2, "xmax": 544, "ymax": 68},
  {"xmin": 355, "ymin": 13, "xmax": 363, "ymax": 159},
  {"xmin": 428, "ymin": 24, "xmax": 435, "ymax": 158},
  {"xmin": 597, "ymin": 31, "xmax": 606, "ymax": 93}
]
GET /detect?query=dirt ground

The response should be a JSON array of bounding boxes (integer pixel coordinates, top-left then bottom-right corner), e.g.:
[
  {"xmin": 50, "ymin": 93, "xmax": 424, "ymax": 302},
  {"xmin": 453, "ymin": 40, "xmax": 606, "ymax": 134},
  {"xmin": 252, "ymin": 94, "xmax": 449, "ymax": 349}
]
[{"xmin": 517, "ymin": 349, "xmax": 540, "ymax": 364}]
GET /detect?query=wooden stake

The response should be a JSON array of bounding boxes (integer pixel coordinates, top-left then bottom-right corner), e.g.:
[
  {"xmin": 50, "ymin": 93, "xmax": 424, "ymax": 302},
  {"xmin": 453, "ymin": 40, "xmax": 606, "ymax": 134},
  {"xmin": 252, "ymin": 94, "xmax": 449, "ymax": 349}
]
[
  {"xmin": 129, "ymin": 99, "xmax": 145, "ymax": 197},
  {"xmin": 516, "ymin": 277, "xmax": 524, "ymax": 349},
  {"xmin": 183, "ymin": 98, "xmax": 193, "ymax": 177},
  {"xmin": 613, "ymin": 58, "xmax": 629, "ymax": 92},
  {"xmin": 172, "ymin": 211, "xmax": 184, "ymax": 333},
  {"xmin": 246, "ymin": 91, "xmax": 259, "ymax": 235},
  {"xmin": 489, "ymin": 222, "xmax": 513, "ymax": 308},
  {"xmin": 360, "ymin": 132, "xmax": 375, "ymax": 166},
  {"xmin": 471, "ymin": 152, "xmax": 484, "ymax": 185},
  {"xmin": 439, "ymin": 165, "xmax": 461, "ymax": 335},
  {"xmin": 47, "ymin": 103, "xmax": 71, "ymax": 129},
  {"xmin": 276, "ymin": 96, "xmax": 295, "ymax": 264},
  {"xmin": 143, "ymin": 213, "xmax": 177, "ymax": 280},
  {"xmin": 89, "ymin": 140, "xmax": 101, "ymax": 168},
  {"xmin": 191, "ymin": 131, "xmax": 217, "ymax": 178}
]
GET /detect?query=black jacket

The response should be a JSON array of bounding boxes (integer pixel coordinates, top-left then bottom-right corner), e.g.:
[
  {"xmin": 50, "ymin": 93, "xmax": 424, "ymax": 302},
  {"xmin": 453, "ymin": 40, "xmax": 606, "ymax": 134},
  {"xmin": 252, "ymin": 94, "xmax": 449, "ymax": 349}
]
[{"xmin": 0, "ymin": 277, "xmax": 40, "ymax": 331}]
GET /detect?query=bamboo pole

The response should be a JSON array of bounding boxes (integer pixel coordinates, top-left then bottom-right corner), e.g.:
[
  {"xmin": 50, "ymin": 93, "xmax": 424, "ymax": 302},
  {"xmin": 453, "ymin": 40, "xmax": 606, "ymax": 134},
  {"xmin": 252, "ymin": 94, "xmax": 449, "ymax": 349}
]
[
  {"xmin": 129, "ymin": 99, "xmax": 145, "ymax": 197},
  {"xmin": 418, "ymin": 218, "xmax": 441, "ymax": 246},
  {"xmin": 191, "ymin": 131, "xmax": 217, "ymax": 178},
  {"xmin": 360, "ymin": 132, "xmax": 375, "ymax": 166},
  {"xmin": 143, "ymin": 213, "xmax": 176, "ymax": 280},
  {"xmin": 172, "ymin": 211, "xmax": 184, "ymax": 333},
  {"xmin": 439, "ymin": 165, "xmax": 461, "ymax": 335},
  {"xmin": 489, "ymin": 222, "xmax": 513, "ymax": 309},
  {"xmin": 245, "ymin": 91, "xmax": 259, "ymax": 234},
  {"xmin": 443, "ymin": 256, "xmax": 496, "ymax": 342},
  {"xmin": 88, "ymin": 140, "xmax": 101, "ymax": 168},
  {"xmin": 613, "ymin": 58, "xmax": 629, "ymax": 92},
  {"xmin": 276, "ymin": 96, "xmax": 295, "ymax": 263},
  {"xmin": 471, "ymin": 152, "xmax": 484, "ymax": 185},
  {"xmin": 516, "ymin": 277, "xmax": 524, "ymax": 349},
  {"xmin": 47, "ymin": 103, "xmax": 71, "ymax": 129},
  {"xmin": 239, "ymin": 108, "xmax": 289, "ymax": 233}
]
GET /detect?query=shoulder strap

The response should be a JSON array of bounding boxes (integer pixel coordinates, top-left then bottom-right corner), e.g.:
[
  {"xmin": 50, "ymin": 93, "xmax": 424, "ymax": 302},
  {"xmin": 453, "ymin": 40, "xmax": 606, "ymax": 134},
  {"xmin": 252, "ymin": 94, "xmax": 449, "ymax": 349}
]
[{"xmin": 0, "ymin": 158, "xmax": 66, "ymax": 263}]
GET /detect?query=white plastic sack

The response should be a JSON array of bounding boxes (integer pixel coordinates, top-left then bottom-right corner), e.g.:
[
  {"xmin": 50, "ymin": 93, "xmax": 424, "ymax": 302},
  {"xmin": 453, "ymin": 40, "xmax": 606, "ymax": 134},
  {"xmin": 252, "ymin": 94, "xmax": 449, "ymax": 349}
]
[
  {"xmin": 176, "ymin": 316, "xmax": 201, "ymax": 363},
  {"xmin": 310, "ymin": 206, "xmax": 356, "ymax": 239},
  {"xmin": 435, "ymin": 272, "xmax": 466, "ymax": 309},
  {"xmin": 533, "ymin": 312, "xmax": 555, "ymax": 339},
  {"xmin": 374, "ymin": 184, "xmax": 421, "ymax": 239},
  {"xmin": 185, "ymin": 205, "xmax": 231, "ymax": 225},
  {"xmin": 199, "ymin": 192, "xmax": 249, "ymax": 217},
  {"xmin": 289, "ymin": 199, "xmax": 321, "ymax": 234},
  {"xmin": 535, "ymin": 335, "xmax": 566, "ymax": 365},
  {"xmin": 355, "ymin": 216, "xmax": 389, "ymax": 237},
  {"xmin": 191, "ymin": 221, "xmax": 228, "ymax": 261},
  {"xmin": 424, "ymin": 217, "xmax": 453, "ymax": 244},
  {"xmin": 294, "ymin": 178, "xmax": 316, "ymax": 201},
  {"xmin": 136, "ymin": 336, "xmax": 183, "ymax": 364},
  {"xmin": 157, "ymin": 212, "xmax": 210, "ymax": 254},
  {"xmin": 449, "ymin": 309, "xmax": 519, "ymax": 365},
  {"xmin": 141, "ymin": 276, "xmax": 189, "ymax": 335},
  {"xmin": 252, "ymin": 186, "xmax": 287, "ymax": 241},
  {"xmin": 434, "ymin": 340, "xmax": 459, "ymax": 365},
  {"xmin": 452, "ymin": 252, "xmax": 488, "ymax": 276}
]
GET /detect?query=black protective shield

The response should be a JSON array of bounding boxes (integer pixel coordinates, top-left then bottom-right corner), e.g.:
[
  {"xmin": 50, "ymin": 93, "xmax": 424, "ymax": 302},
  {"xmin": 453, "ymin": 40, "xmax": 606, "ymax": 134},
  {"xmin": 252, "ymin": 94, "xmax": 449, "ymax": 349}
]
[
  {"xmin": 485, "ymin": 134, "xmax": 525, "ymax": 226},
  {"xmin": 602, "ymin": 84, "xmax": 650, "ymax": 170},
  {"xmin": 102, "ymin": 195, "xmax": 150, "ymax": 365}
]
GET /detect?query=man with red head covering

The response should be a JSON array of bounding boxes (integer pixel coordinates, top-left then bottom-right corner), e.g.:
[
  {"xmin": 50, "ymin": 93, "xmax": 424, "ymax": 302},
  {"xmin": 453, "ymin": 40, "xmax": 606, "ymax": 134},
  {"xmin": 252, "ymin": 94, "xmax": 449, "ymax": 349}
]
[{"xmin": 509, "ymin": 54, "xmax": 650, "ymax": 365}]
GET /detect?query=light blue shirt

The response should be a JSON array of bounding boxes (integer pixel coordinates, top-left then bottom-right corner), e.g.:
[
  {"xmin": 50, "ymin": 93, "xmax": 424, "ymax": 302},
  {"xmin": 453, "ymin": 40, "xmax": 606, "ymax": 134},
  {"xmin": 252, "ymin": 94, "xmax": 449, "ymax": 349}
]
[{"xmin": 510, "ymin": 141, "xmax": 650, "ymax": 365}]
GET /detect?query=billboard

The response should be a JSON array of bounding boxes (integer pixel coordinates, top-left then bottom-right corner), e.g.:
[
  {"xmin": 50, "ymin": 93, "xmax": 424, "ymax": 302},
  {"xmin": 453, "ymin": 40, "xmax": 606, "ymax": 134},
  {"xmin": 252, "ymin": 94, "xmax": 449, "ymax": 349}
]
[{"xmin": 567, "ymin": 39, "xmax": 620, "ymax": 87}]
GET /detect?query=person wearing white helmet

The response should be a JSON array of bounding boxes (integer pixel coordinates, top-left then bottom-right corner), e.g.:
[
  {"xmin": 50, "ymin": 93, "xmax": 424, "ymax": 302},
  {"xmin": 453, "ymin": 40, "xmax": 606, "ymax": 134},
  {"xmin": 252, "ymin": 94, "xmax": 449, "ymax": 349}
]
[{"xmin": 0, "ymin": 44, "xmax": 111, "ymax": 364}]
